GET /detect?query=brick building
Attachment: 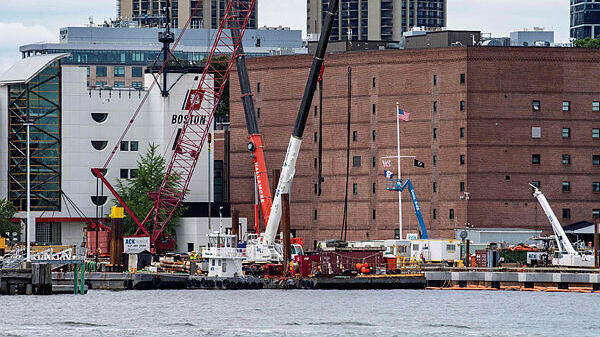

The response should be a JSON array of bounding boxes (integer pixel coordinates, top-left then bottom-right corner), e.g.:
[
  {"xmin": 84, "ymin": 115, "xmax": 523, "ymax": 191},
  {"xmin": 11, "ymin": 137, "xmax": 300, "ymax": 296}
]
[{"xmin": 229, "ymin": 47, "xmax": 600, "ymax": 246}]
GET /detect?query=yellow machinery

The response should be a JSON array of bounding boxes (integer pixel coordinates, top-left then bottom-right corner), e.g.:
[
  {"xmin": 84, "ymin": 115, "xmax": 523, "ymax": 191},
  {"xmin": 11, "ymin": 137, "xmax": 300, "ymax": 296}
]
[{"xmin": 0, "ymin": 237, "xmax": 6, "ymax": 255}]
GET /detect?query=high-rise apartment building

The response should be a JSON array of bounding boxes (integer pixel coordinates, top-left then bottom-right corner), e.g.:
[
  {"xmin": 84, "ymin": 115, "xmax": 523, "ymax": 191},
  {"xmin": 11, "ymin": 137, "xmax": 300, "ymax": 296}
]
[
  {"xmin": 118, "ymin": 0, "xmax": 257, "ymax": 29},
  {"xmin": 307, "ymin": 0, "xmax": 446, "ymax": 41},
  {"xmin": 570, "ymin": 0, "xmax": 600, "ymax": 39}
]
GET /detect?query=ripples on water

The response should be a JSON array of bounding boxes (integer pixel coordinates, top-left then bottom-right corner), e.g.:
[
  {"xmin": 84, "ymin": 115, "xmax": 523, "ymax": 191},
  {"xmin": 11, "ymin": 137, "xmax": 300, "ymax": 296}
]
[{"xmin": 1, "ymin": 289, "xmax": 598, "ymax": 337}]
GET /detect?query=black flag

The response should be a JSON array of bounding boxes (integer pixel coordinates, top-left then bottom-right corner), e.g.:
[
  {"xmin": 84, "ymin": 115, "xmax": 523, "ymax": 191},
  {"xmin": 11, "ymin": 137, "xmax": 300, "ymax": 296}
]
[{"xmin": 414, "ymin": 159, "xmax": 425, "ymax": 168}]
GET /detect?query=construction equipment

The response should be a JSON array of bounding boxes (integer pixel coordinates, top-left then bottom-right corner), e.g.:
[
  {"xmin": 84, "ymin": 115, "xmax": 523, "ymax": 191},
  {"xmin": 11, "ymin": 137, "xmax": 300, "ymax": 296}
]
[
  {"xmin": 386, "ymin": 179, "xmax": 429, "ymax": 239},
  {"xmin": 530, "ymin": 184, "xmax": 594, "ymax": 267},
  {"xmin": 91, "ymin": 0, "xmax": 256, "ymax": 252},
  {"xmin": 230, "ymin": 17, "xmax": 272, "ymax": 235},
  {"xmin": 244, "ymin": 0, "xmax": 340, "ymax": 263}
]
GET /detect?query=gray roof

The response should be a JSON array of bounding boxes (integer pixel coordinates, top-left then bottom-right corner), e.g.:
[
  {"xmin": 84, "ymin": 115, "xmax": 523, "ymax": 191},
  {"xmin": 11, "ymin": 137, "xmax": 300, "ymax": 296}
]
[{"xmin": 0, "ymin": 53, "xmax": 69, "ymax": 85}]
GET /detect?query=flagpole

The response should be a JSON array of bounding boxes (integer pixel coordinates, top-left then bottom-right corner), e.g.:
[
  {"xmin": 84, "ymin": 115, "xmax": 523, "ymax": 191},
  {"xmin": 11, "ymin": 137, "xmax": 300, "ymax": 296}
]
[{"xmin": 396, "ymin": 102, "xmax": 402, "ymax": 240}]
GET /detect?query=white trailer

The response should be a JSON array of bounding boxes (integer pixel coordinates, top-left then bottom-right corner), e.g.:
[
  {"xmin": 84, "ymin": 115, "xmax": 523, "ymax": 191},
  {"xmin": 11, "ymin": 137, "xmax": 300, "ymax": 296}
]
[{"xmin": 409, "ymin": 239, "xmax": 461, "ymax": 264}]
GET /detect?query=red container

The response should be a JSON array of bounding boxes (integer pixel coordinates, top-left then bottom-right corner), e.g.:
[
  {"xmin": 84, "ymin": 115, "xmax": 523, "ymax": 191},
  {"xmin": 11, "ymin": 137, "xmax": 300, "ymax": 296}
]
[
  {"xmin": 87, "ymin": 231, "xmax": 110, "ymax": 256},
  {"xmin": 318, "ymin": 249, "xmax": 384, "ymax": 275},
  {"xmin": 294, "ymin": 254, "xmax": 321, "ymax": 277}
]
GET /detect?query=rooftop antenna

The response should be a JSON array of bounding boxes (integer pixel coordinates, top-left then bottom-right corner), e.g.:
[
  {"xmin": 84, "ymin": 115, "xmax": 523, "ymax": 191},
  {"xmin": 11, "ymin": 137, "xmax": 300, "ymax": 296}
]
[{"xmin": 158, "ymin": 0, "xmax": 174, "ymax": 97}]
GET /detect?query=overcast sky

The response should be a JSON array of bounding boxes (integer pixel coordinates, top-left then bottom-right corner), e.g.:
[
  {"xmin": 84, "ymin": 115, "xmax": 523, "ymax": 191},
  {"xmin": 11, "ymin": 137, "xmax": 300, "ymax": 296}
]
[{"xmin": 0, "ymin": 0, "xmax": 570, "ymax": 73}]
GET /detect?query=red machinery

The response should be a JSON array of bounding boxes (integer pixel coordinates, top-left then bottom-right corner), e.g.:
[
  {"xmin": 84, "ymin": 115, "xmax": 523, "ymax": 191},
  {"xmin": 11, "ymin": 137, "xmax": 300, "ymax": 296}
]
[{"xmin": 92, "ymin": 0, "xmax": 257, "ymax": 252}]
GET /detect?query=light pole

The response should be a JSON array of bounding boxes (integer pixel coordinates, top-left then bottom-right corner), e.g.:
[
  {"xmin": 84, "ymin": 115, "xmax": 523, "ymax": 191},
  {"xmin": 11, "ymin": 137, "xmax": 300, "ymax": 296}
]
[
  {"xmin": 381, "ymin": 154, "xmax": 416, "ymax": 239},
  {"xmin": 25, "ymin": 120, "xmax": 32, "ymax": 262}
]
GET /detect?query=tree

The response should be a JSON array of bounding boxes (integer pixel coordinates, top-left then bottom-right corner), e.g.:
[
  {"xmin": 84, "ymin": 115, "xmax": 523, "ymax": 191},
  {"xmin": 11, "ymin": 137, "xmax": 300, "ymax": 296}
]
[
  {"xmin": 113, "ymin": 144, "xmax": 187, "ymax": 238},
  {"xmin": 0, "ymin": 198, "xmax": 18, "ymax": 237},
  {"xmin": 573, "ymin": 37, "xmax": 600, "ymax": 48}
]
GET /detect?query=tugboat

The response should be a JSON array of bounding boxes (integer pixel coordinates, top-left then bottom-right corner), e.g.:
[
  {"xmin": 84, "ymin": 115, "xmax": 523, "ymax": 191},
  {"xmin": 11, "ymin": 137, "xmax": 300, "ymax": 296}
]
[{"xmin": 202, "ymin": 231, "xmax": 245, "ymax": 278}]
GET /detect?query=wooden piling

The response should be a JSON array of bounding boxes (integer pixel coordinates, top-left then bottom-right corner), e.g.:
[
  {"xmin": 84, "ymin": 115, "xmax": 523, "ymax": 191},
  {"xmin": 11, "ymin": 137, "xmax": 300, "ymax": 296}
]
[
  {"xmin": 110, "ymin": 218, "xmax": 124, "ymax": 269},
  {"xmin": 282, "ymin": 193, "xmax": 291, "ymax": 273}
]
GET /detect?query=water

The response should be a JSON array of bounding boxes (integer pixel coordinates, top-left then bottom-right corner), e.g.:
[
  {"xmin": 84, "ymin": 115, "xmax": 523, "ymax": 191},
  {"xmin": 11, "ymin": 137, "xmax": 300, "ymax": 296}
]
[{"xmin": 1, "ymin": 289, "xmax": 598, "ymax": 336}]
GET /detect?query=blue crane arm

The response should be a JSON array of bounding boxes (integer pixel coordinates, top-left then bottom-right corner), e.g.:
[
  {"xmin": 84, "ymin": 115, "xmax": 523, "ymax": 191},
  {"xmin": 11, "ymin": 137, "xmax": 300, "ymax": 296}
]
[{"xmin": 388, "ymin": 179, "xmax": 429, "ymax": 239}]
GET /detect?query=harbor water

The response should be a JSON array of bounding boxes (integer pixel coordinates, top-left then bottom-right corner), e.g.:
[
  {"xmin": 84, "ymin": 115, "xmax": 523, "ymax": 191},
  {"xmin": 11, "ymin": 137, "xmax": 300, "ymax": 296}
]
[{"xmin": 1, "ymin": 289, "xmax": 598, "ymax": 336}]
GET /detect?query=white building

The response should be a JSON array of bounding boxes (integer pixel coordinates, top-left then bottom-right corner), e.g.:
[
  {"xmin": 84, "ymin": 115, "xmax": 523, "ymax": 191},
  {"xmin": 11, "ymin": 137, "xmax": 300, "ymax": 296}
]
[{"xmin": 0, "ymin": 53, "xmax": 245, "ymax": 253}]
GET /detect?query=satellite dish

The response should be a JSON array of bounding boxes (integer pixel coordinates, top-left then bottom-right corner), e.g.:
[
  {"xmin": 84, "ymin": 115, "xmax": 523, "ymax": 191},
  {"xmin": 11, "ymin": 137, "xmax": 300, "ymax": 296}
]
[{"xmin": 460, "ymin": 230, "xmax": 468, "ymax": 240}]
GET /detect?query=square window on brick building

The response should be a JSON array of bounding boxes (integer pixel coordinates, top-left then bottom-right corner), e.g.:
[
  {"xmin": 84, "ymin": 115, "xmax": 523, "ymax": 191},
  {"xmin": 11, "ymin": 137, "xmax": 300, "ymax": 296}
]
[
  {"xmin": 257, "ymin": 107, "xmax": 261, "ymax": 118},
  {"xmin": 132, "ymin": 67, "xmax": 142, "ymax": 77},
  {"xmin": 460, "ymin": 127, "xmax": 465, "ymax": 138},
  {"xmin": 460, "ymin": 155, "xmax": 465, "ymax": 165},
  {"xmin": 372, "ymin": 130, "xmax": 376, "ymax": 141},
  {"xmin": 593, "ymin": 182, "xmax": 600, "ymax": 193},
  {"xmin": 314, "ymin": 210, "xmax": 318, "ymax": 220},
  {"xmin": 372, "ymin": 209, "xmax": 376, "ymax": 220},
  {"xmin": 562, "ymin": 154, "xmax": 571, "ymax": 165},
  {"xmin": 449, "ymin": 209, "xmax": 455, "ymax": 219},
  {"xmin": 353, "ymin": 183, "xmax": 358, "ymax": 195},
  {"xmin": 532, "ymin": 154, "xmax": 541, "ymax": 165},
  {"xmin": 433, "ymin": 182, "xmax": 438, "ymax": 193},
  {"xmin": 433, "ymin": 155, "xmax": 437, "ymax": 166},
  {"xmin": 594, "ymin": 155, "xmax": 600, "ymax": 166},
  {"xmin": 353, "ymin": 131, "xmax": 358, "ymax": 141},
  {"xmin": 314, "ymin": 132, "xmax": 318, "ymax": 142},
  {"xmin": 562, "ymin": 101, "xmax": 571, "ymax": 111},
  {"xmin": 594, "ymin": 101, "xmax": 600, "ymax": 112},
  {"xmin": 593, "ymin": 128, "xmax": 600, "ymax": 139},
  {"xmin": 372, "ymin": 183, "xmax": 376, "ymax": 193},
  {"xmin": 532, "ymin": 127, "xmax": 541, "ymax": 138},
  {"xmin": 257, "ymin": 82, "xmax": 261, "ymax": 93},
  {"xmin": 460, "ymin": 101, "xmax": 465, "ymax": 111},
  {"xmin": 433, "ymin": 209, "xmax": 437, "ymax": 219},
  {"xmin": 506, "ymin": 175, "xmax": 511, "ymax": 181},
  {"xmin": 372, "ymin": 157, "xmax": 376, "ymax": 167},
  {"xmin": 96, "ymin": 66, "xmax": 107, "ymax": 77},
  {"xmin": 460, "ymin": 181, "xmax": 465, "ymax": 192},
  {"xmin": 562, "ymin": 208, "xmax": 571, "ymax": 219},
  {"xmin": 562, "ymin": 128, "xmax": 571, "ymax": 139},
  {"xmin": 562, "ymin": 181, "xmax": 571, "ymax": 192},
  {"xmin": 372, "ymin": 77, "xmax": 376, "ymax": 88},
  {"xmin": 532, "ymin": 100, "xmax": 541, "ymax": 111},
  {"xmin": 531, "ymin": 181, "xmax": 541, "ymax": 191},
  {"xmin": 353, "ymin": 156, "xmax": 361, "ymax": 167},
  {"xmin": 314, "ymin": 184, "xmax": 317, "ymax": 195},
  {"xmin": 114, "ymin": 66, "xmax": 125, "ymax": 77},
  {"xmin": 433, "ymin": 74, "xmax": 437, "ymax": 86},
  {"xmin": 433, "ymin": 128, "xmax": 437, "ymax": 139},
  {"xmin": 460, "ymin": 73, "xmax": 466, "ymax": 84},
  {"xmin": 433, "ymin": 101, "xmax": 437, "ymax": 112},
  {"xmin": 372, "ymin": 103, "xmax": 376, "ymax": 115},
  {"xmin": 314, "ymin": 158, "xmax": 317, "ymax": 168},
  {"xmin": 314, "ymin": 105, "xmax": 317, "ymax": 116}
]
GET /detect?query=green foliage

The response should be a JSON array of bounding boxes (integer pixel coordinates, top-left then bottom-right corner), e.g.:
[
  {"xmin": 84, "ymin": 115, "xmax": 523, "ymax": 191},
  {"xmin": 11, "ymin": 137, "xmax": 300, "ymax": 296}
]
[
  {"xmin": 0, "ymin": 198, "xmax": 18, "ymax": 237},
  {"xmin": 573, "ymin": 37, "xmax": 600, "ymax": 48},
  {"xmin": 113, "ymin": 144, "xmax": 186, "ymax": 237}
]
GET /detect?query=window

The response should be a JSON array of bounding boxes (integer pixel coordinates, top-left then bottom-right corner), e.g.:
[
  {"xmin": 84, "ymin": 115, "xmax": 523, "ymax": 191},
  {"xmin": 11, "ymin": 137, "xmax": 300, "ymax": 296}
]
[
  {"xmin": 132, "ymin": 81, "xmax": 143, "ymax": 89},
  {"xmin": 532, "ymin": 100, "xmax": 541, "ymax": 111},
  {"xmin": 85, "ymin": 66, "xmax": 89, "ymax": 76},
  {"xmin": 372, "ymin": 77, "xmax": 376, "ymax": 88},
  {"xmin": 433, "ymin": 101, "xmax": 437, "ymax": 112},
  {"xmin": 353, "ymin": 131, "xmax": 358, "ymax": 141},
  {"xmin": 372, "ymin": 103, "xmax": 376, "ymax": 115},
  {"xmin": 562, "ymin": 128, "xmax": 571, "ymax": 139},
  {"xmin": 433, "ymin": 155, "xmax": 437, "ymax": 166},
  {"xmin": 433, "ymin": 128, "xmax": 437, "ymax": 139},
  {"xmin": 594, "ymin": 209, "xmax": 600, "ymax": 219},
  {"xmin": 314, "ymin": 210, "xmax": 318, "ymax": 220},
  {"xmin": 314, "ymin": 184, "xmax": 317, "ymax": 195},
  {"xmin": 460, "ymin": 182, "xmax": 465, "ymax": 192},
  {"xmin": 372, "ymin": 157, "xmax": 376, "ymax": 167},
  {"xmin": 449, "ymin": 209, "xmax": 455, "ymax": 219},
  {"xmin": 532, "ymin": 154, "xmax": 541, "ymax": 165},
  {"xmin": 562, "ymin": 154, "xmax": 571, "ymax": 165},
  {"xmin": 314, "ymin": 106, "xmax": 317, "ymax": 116},
  {"xmin": 96, "ymin": 81, "xmax": 107, "ymax": 86},
  {"xmin": 257, "ymin": 82, "xmax": 261, "ymax": 93},
  {"xmin": 460, "ymin": 101, "xmax": 465, "ymax": 111},
  {"xmin": 562, "ymin": 181, "xmax": 571, "ymax": 192},
  {"xmin": 433, "ymin": 209, "xmax": 437, "ymax": 219},
  {"xmin": 372, "ymin": 183, "xmax": 376, "ymax": 193},
  {"xmin": 594, "ymin": 155, "xmax": 600, "ymax": 166},
  {"xmin": 130, "ymin": 141, "xmax": 139, "ymax": 151},
  {"xmin": 460, "ymin": 155, "xmax": 465, "ymax": 165},
  {"xmin": 120, "ymin": 169, "xmax": 129, "ymax": 179},
  {"xmin": 532, "ymin": 127, "xmax": 541, "ymax": 139},
  {"xmin": 257, "ymin": 107, "xmax": 261, "ymax": 118},
  {"xmin": 91, "ymin": 140, "xmax": 108, "ymax": 151},
  {"xmin": 433, "ymin": 74, "xmax": 437, "ymax": 86},
  {"xmin": 314, "ymin": 132, "xmax": 318, "ymax": 142},
  {"xmin": 506, "ymin": 175, "xmax": 511, "ymax": 181},
  {"xmin": 593, "ymin": 129, "xmax": 600, "ymax": 139},
  {"xmin": 593, "ymin": 182, "xmax": 600, "ymax": 193},
  {"xmin": 113, "ymin": 81, "xmax": 125, "ymax": 88},
  {"xmin": 114, "ymin": 66, "xmax": 125, "ymax": 77},
  {"xmin": 433, "ymin": 182, "xmax": 437, "ymax": 193},
  {"xmin": 562, "ymin": 101, "xmax": 571, "ymax": 111},
  {"xmin": 314, "ymin": 158, "xmax": 317, "ymax": 168},
  {"xmin": 372, "ymin": 130, "xmax": 376, "ymax": 141},
  {"xmin": 460, "ymin": 127, "xmax": 465, "ymax": 138},
  {"xmin": 132, "ymin": 67, "xmax": 143, "ymax": 77},
  {"xmin": 562, "ymin": 208, "xmax": 571, "ymax": 219},
  {"xmin": 594, "ymin": 101, "xmax": 600, "ymax": 112},
  {"xmin": 120, "ymin": 141, "xmax": 129, "ymax": 151},
  {"xmin": 531, "ymin": 181, "xmax": 540, "ymax": 190},
  {"xmin": 353, "ymin": 156, "xmax": 361, "ymax": 167},
  {"xmin": 91, "ymin": 113, "xmax": 108, "ymax": 123},
  {"xmin": 460, "ymin": 73, "xmax": 466, "ymax": 84},
  {"xmin": 353, "ymin": 183, "xmax": 358, "ymax": 195},
  {"xmin": 96, "ymin": 66, "xmax": 107, "ymax": 77},
  {"xmin": 130, "ymin": 169, "xmax": 138, "ymax": 178},
  {"xmin": 35, "ymin": 222, "xmax": 61, "ymax": 245},
  {"xmin": 372, "ymin": 209, "xmax": 376, "ymax": 220}
]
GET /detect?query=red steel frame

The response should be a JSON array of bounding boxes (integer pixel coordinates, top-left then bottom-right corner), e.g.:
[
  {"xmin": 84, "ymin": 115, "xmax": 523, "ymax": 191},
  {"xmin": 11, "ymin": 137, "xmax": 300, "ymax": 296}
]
[{"xmin": 142, "ymin": 0, "xmax": 256, "ymax": 245}]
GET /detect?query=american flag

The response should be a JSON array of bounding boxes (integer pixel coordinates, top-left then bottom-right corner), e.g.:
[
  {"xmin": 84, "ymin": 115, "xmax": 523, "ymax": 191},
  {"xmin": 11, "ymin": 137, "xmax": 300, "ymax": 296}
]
[{"xmin": 397, "ymin": 106, "xmax": 410, "ymax": 122}]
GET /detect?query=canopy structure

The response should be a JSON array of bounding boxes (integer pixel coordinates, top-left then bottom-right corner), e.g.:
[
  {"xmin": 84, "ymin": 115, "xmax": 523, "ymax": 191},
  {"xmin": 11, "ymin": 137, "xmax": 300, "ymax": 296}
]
[{"xmin": 0, "ymin": 53, "xmax": 70, "ymax": 85}]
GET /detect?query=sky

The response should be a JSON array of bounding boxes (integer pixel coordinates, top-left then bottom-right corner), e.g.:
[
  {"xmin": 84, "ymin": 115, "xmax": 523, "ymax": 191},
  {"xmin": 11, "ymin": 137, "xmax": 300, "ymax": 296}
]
[{"xmin": 0, "ymin": 0, "xmax": 571, "ymax": 73}]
